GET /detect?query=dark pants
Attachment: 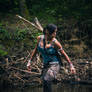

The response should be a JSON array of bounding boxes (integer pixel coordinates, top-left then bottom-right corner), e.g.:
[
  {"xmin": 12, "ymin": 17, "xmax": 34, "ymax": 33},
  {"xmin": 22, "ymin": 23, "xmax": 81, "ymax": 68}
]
[{"xmin": 42, "ymin": 63, "xmax": 60, "ymax": 92}]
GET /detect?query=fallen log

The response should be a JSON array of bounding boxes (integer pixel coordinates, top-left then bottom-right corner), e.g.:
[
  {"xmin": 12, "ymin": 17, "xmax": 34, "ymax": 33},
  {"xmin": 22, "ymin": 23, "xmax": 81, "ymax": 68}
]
[{"xmin": 9, "ymin": 66, "xmax": 41, "ymax": 76}]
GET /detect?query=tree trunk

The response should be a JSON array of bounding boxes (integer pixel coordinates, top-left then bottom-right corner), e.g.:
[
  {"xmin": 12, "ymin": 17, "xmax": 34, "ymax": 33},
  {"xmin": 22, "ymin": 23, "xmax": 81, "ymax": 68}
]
[{"xmin": 19, "ymin": 0, "xmax": 30, "ymax": 19}]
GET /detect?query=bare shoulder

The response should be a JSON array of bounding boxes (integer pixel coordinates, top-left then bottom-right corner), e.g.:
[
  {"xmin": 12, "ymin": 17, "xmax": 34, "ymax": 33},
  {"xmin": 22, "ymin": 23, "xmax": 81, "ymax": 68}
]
[
  {"xmin": 53, "ymin": 38, "xmax": 62, "ymax": 49},
  {"xmin": 37, "ymin": 35, "xmax": 41, "ymax": 40},
  {"xmin": 53, "ymin": 38, "xmax": 60, "ymax": 44},
  {"xmin": 37, "ymin": 35, "xmax": 44, "ymax": 40},
  {"xmin": 36, "ymin": 36, "xmax": 41, "ymax": 44}
]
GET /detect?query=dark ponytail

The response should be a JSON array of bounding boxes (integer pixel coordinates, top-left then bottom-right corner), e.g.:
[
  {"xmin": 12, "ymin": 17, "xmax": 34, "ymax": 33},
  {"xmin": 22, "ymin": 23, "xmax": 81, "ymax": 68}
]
[
  {"xmin": 43, "ymin": 24, "xmax": 57, "ymax": 53},
  {"xmin": 43, "ymin": 24, "xmax": 57, "ymax": 35},
  {"xmin": 43, "ymin": 27, "xmax": 47, "ymax": 35}
]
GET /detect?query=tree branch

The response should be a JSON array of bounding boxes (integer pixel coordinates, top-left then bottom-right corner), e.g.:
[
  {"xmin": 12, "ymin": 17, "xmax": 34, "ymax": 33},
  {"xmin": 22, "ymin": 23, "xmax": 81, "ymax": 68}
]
[{"xmin": 16, "ymin": 15, "xmax": 43, "ymax": 31}]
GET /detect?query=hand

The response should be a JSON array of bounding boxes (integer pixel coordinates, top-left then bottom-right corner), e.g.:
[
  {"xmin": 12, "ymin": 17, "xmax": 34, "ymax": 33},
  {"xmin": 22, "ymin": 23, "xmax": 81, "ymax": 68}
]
[
  {"xmin": 70, "ymin": 67, "xmax": 76, "ymax": 74},
  {"xmin": 70, "ymin": 64, "xmax": 76, "ymax": 74},
  {"xmin": 27, "ymin": 60, "xmax": 31, "ymax": 71},
  {"xmin": 27, "ymin": 65, "xmax": 31, "ymax": 71}
]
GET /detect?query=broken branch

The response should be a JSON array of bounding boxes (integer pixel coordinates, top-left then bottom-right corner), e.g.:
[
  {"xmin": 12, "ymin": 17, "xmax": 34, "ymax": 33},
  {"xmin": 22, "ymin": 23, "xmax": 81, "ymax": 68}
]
[{"xmin": 16, "ymin": 15, "xmax": 43, "ymax": 31}]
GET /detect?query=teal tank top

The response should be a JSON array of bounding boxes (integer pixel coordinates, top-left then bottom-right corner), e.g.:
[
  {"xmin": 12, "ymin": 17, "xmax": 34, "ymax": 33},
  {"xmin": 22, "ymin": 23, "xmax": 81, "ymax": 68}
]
[{"xmin": 37, "ymin": 35, "xmax": 60, "ymax": 64}]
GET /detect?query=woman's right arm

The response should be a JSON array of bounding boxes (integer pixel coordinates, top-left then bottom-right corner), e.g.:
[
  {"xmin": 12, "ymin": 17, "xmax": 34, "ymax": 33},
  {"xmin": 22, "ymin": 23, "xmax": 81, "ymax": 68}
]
[
  {"xmin": 30, "ymin": 36, "xmax": 40, "ymax": 61},
  {"xmin": 27, "ymin": 36, "xmax": 40, "ymax": 70},
  {"xmin": 54, "ymin": 38, "xmax": 76, "ymax": 74},
  {"xmin": 30, "ymin": 36, "xmax": 40, "ymax": 60}
]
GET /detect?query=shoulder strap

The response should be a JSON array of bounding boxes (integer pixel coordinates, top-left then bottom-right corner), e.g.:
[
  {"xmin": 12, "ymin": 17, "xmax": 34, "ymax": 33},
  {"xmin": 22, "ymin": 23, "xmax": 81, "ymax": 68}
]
[
  {"xmin": 39, "ymin": 35, "xmax": 44, "ymax": 43},
  {"xmin": 39, "ymin": 35, "xmax": 46, "ymax": 51},
  {"xmin": 40, "ymin": 35, "xmax": 44, "ymax": 40},
  {"xmin": 51, "ymin": 38, "xmax": 56, "ymax": 47},
  {"xmin": 43, "ymin": 36, "xmax": 46, "ymax": 51}
]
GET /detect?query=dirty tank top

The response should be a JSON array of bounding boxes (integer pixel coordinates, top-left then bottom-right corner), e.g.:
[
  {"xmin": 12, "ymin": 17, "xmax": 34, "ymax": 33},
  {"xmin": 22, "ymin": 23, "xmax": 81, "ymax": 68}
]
[{"xmin": 37, "ymin": 35, "xmax": 60, "ymax": 64}]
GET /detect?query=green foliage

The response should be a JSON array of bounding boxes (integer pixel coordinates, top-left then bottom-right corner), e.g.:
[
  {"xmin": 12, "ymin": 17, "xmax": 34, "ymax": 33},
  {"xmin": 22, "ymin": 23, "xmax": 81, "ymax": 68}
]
[
  {"xmin": 0, "ymin": 27, "xmax": 28, "ymax": 41},
  {"xmin": 0, "ymin": 0, "xmax": 92, "ymax": 56},
  {"xmin": 0, "ymin": 0, "xmax": 92, "ymax": 20},
  {"xmin": 0, "ymin": 27, "xmax": 11, "ymax": 40},
  {"xmin": 14, "ymin": 29, "xmax": 28, "ymax": 41},
  {"xmin": 0, "ymin": 45, "xmax": 8, "ymax": 56}
]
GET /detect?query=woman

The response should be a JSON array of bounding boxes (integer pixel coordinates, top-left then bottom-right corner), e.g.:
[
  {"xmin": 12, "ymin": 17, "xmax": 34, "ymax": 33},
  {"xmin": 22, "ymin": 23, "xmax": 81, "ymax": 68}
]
[{"xmin": 27, "ymin": 24, "xmax": 76, "ymax": 92}]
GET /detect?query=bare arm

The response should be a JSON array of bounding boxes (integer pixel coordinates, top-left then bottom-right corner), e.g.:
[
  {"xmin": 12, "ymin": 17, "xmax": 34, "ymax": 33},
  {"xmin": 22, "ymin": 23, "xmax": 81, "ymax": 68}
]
[
  {"xmin": 27, "ymin": 36, "xmax": 40, "ymax": 70},
  {"xmin": 30, "ymin": 36, "xmax": 40, "ymax": 61},
  {"xmin": 54, "ymin": 38, "xmax": 76, "ymax": 73},
  {"xmin": 54, "ymin": 39, "xmax": 71, "ymax": 64}
]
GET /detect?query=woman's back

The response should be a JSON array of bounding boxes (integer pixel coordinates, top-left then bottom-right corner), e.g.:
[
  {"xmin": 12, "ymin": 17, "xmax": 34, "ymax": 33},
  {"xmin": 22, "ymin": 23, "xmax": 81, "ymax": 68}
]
[{"xmin": 37, "ymin": 35, "xmax": 60, "ymax": 64}]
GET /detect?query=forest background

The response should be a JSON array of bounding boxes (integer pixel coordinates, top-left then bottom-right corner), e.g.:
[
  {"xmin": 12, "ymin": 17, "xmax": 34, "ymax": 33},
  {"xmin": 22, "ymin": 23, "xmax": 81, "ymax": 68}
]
[
  {"xmin": 0, "ymin": 0, "xmax": 92, "ymax": 87},
  {"xmin": 0, "ymin": 0, "xmax": 92, "ymax": 58}
]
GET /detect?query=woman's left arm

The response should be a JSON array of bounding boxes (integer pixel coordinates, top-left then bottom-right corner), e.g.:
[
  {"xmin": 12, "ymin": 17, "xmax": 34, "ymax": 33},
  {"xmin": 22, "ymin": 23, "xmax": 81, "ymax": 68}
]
[{"xmin": 54, "ymin": 39, "xmax": 76, "ymax": 74}]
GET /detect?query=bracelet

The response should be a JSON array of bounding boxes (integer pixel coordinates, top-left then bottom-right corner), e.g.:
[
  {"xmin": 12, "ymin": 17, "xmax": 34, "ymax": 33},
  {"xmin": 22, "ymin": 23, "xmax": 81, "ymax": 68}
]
[
  {"xmin": 27, "ymin": 60, "xmax": 31, "ymax": 66},
  {"xmin": 59, "ymin": 48, "xmax": 63, "ymax": 51},
  {"xmin": 29, "ymin": 59, "xmax": 31, "ymax": 63},
  {"xmin": 70, "ymin": 63, "xmax": 74, "ymax": 68}
]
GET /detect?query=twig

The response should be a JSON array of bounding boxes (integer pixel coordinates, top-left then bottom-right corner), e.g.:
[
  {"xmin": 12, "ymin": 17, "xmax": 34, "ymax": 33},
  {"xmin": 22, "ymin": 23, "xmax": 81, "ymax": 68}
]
[
  {"xmin": 16, "ymin": 15, "xmax": 43, "ymax": 31},
  {"xmin": 5, "ymin": 58, "xmax": 9, "ymax": 68},
  {"xmin": 24, "ymin": 50, "xmax": 31, "ymax": 63},
  {"xmin": 34, "ymin": 17, "xmax": 43, "ymax": 31},
  {"xmin": 13, "ymin": 73, "xmax": 25, "ymax": 83},
  {"xmin": 16, "ymin": 57, "xmax": 25, "ymax": 62}
]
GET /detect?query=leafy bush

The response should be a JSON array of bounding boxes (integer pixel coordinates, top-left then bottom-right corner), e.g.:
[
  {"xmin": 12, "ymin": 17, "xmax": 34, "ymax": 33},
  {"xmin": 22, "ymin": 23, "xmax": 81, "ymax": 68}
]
[
  {"xmin": 13, "ymin": 29, "xmax": 28, "ymax": 41},
  {"xmin": 0, "ymin": 27, "xmax": 11, "ymax": 40},
  {"xmin": 0, "ymin": 27, "xmax": 28, "ymax": 41},
  {"xmin": 0, "ymin": 45, "xmax": 8, "ymax": 56}
]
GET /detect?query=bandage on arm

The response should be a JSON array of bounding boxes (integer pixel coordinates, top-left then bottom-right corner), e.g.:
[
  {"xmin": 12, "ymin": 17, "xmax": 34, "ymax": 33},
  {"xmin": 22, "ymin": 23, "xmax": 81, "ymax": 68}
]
[
  {"xmin": 58, "ymin": 48, "xmax": 63, "ymax": 51},
  {"xmin": 27, "ymin": 60, "xmax": 31, "ymax": 66}
]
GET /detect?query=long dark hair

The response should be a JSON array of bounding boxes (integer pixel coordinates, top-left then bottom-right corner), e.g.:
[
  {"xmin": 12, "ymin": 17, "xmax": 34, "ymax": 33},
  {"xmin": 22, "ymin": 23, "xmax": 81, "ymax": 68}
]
[{"xmin": 43, "ymin": 24, "xmax": 57, "ymax": 52}]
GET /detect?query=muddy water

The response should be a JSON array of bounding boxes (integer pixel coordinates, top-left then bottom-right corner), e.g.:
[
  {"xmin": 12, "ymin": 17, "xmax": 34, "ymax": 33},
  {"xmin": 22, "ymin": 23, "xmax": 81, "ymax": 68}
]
[{"xmin": 1, "ymin": 83, "xmax": 92, "ymax": 92}]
